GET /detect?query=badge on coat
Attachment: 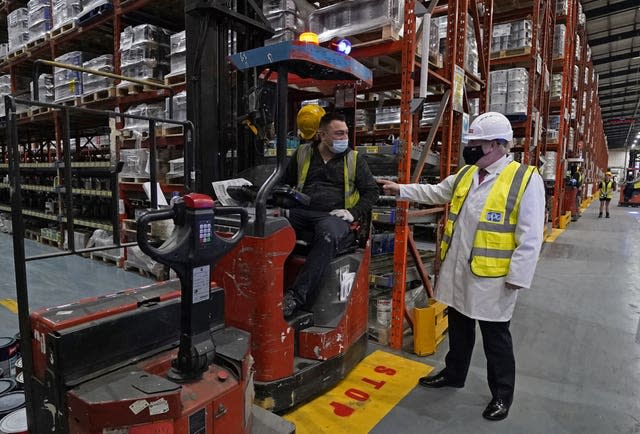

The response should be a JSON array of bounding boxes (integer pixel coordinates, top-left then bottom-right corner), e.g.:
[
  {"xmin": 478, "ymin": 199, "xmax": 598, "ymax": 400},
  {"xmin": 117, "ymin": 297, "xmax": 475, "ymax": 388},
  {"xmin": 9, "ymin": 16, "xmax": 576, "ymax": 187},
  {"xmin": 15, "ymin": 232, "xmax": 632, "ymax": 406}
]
[{"xmin": 486, "ymin": 211, "xmax": 503, "ymax": 223}]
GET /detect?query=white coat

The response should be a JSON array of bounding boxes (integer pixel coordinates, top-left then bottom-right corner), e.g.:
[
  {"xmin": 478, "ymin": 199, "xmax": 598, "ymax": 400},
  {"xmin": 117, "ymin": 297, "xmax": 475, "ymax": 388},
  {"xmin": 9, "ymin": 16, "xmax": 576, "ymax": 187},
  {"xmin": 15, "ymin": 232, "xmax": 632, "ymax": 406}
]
[{"xmin": 399, "ymin": 155, "xmax": 545, "ymax": 321}]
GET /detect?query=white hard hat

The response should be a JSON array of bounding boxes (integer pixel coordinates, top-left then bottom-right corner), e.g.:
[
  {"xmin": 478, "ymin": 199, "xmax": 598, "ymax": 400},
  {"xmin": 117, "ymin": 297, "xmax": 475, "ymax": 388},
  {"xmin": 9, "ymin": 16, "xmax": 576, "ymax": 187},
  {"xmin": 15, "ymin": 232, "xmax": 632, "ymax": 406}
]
[{"xmin": 466, "ymin": 112, "xmax": 513, "ymax": 142}]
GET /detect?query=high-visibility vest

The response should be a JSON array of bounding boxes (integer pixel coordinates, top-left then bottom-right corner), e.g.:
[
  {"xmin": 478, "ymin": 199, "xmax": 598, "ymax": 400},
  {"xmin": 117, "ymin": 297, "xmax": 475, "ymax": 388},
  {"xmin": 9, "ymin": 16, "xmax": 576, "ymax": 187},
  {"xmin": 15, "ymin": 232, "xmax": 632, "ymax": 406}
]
[
  {"xmin": 600, "ymin": 180, "xmax": 614, "ymax": 199},
  {"xmin": 296, "ymin": 143, "xmax": 360, "ymax": 208},
  {"xmin": 441, "ymin": 161, "xmax": 537, "ymax": 277}
]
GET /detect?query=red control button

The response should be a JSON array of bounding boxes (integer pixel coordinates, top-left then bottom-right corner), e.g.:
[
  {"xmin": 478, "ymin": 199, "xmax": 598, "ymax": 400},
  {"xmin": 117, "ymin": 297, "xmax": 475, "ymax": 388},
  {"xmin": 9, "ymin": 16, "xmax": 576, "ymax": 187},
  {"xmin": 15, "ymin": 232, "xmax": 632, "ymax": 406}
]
[{"xmin": 217, "ymin": 370, "xmax": 229, "ymax": 382}]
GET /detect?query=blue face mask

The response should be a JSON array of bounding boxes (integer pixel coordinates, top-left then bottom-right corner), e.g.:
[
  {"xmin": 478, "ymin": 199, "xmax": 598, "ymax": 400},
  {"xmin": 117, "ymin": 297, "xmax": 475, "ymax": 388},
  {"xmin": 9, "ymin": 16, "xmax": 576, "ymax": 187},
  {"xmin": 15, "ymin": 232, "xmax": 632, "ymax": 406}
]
[{"xmin": 330, "ymin": 139, "xmax": 349, "ymax": 153}]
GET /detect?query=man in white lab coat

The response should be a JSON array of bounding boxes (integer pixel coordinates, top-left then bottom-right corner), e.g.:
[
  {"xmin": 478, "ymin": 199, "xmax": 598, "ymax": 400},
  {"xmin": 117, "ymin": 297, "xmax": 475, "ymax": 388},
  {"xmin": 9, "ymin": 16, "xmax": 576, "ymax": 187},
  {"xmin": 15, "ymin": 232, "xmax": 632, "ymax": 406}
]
[{"xmin": 379, "ymin": 112, "xmax": 545, "ymax": 421}]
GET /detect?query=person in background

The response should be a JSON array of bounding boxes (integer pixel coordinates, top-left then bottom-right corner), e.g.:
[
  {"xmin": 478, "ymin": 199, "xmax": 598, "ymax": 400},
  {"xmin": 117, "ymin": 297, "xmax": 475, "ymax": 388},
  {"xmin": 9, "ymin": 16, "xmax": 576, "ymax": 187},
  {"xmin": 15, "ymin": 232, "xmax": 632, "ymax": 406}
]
[
  {"xmin": 379, "ymin": 112, "xmax": 545, "ymax": 421},
  {"xmin": 282, "ymin": 112, "xmax": 379, "ymax": 318},
  {"xmin": 571, "ymin": 165, "xmax": 583, "ymax": 206},
  {"xmin": 598, "ymin": 171, "xmax": 615, "ymax": 218}
]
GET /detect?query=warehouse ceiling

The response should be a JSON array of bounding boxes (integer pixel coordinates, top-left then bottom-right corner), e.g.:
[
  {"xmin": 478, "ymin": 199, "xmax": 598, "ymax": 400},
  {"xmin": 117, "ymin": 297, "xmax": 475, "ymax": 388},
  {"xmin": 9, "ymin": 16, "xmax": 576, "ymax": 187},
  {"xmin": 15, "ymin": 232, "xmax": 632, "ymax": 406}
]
[{"xmin": 584, "ymin": 0, "xmax": 640, "ymax": 150}]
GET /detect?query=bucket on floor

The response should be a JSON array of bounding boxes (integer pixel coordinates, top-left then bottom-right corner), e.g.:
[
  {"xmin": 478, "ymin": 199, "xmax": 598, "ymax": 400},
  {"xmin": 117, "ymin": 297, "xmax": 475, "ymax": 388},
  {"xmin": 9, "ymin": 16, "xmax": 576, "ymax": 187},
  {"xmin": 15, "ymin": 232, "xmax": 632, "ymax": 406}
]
[
  {"xmin": 0, "ymin": 379, "xmax": 16, "ymax": 397},
  {"xmin": 376, "ymin": 298, "xmax": 392, "ymax": 327},
  {"xmin": 0, "ymin": 407, "xmax": 27, "ymax": 433},
  {"xmin": 12, "ymin": 360, "xmax": 20, "ymax": 379},
  {"xmin": 0, "ymin": 392, "xmax": 24, "ymax": 420},
  {"xmin": 13, "ymin": 375, "xmax": 21, "ymax": 392},
  {"xmin": 0, "ymin": 339, "xmax": 18, "ymax": 378},
  {"xmin": 10, "ymin": 335, "xmax": 18, "ymax": 357}
]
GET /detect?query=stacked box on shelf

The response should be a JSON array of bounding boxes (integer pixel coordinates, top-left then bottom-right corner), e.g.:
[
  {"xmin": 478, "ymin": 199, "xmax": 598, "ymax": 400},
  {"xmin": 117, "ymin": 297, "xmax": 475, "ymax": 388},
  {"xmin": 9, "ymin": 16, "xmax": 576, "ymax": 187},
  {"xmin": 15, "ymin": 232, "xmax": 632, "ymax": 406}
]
[
  {"xmin": 54, "ymin": 51, "xmax": 91, "ymax": 102},
  {"xmin": 31, "ymin": 74, "xmax": 55, "ymax": 103},
  {"xmin": 120, "ymin": 148, "xmax": 149, "ymax": 178},
  {"xmin": 165, "ymin": 90, "xmax": 186, "ymax": 121},
  {"xmin": 547, "ymin": 114, "xmax": 560, "ymax": 142},
  {"xmin": 120, "ymin": 24, "xmax": 171, "ymax": 82},
  {"xmin": 309, "ymin": 0, "xmax": 404, "ymax": 43},
  {"xmin": 420, "ymin": 102, "xmax": 440, "ymax": 126},
  {"xmin": 28, "ymin": 0, "xmax": 53, "ymax": 42},
  {"xmin": 489, "ymin": 68, "xmax": 529, "ymax": 115},
  {"xmin": 507, "ymin": 68, "xmax": 529, "ymax": 115},
  {"xmin": 263, "ymin": 0, "xmax": 315, "ymax": 45},
  {"xmin": 491, "ymin": 19, "xmax": 532, "ymax": 54},
  {"xmin": 375, "ymin": 106, "xmax": 401, "ymax": 127},
  {"xmin": 167, "ymin": 30, "xmax": 185, "ymax": 77},
  {"xmin": 123, "ymin": 102, "xmax": 165, "ymax": 133},
  {"xmin": 0, "ymin": 75, "xmax": 11, "ymax": 115},
  {"xmin": 556, "ymin": 0, "xmax": 568, "ymax": 16},
  {"xmin": 8, "ymin": 8, "xmax": 29, "ymax": 53},
  {"xmin": 52, "ymin": 0, "xmax": 81, "ymax": 30},
  {"xmin": 465, "ymin": 14, "xmax": 478, "ymax": 75},
  {"xmin": 80, "ymin": 0, "xmax": 111, "ymax": 14},
  {"xmin": 488, "ymin": 69, "xmax": 508, "ymax": 113},
  {"xmin": 355, "ymin": 108, "xmax": 371, "ymax": 131},
  {"xmin": 550, "ymin": 74, "xmax": 562, "ymax": 99},
  {"xmin": 82, "ymin": 54, "xmax": 114, "ymax": 95},
  {"xmin": 553, "ymin": 24, "xmax": 566, "ymax": 58}
]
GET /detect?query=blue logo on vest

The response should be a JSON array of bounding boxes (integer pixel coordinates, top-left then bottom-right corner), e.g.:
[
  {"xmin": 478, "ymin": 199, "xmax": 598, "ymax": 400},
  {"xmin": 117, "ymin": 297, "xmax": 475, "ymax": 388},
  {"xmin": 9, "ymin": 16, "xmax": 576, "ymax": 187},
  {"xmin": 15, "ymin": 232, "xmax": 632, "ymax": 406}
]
[{"xmin": 486, "ymin": 211, "xmax": 503, "ymax": 223}]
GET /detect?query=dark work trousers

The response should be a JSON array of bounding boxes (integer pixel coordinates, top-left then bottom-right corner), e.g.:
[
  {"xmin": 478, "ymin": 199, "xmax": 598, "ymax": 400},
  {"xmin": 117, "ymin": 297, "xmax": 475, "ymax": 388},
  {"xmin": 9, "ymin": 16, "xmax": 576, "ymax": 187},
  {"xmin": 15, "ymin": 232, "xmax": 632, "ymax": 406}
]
[
  {"xmin": 443, "ymin": 307, "xmax": 515, "ymax": 402},
  {"xmin": 287, "ymin": 209, "xmax": 352, "ymax": 305}
]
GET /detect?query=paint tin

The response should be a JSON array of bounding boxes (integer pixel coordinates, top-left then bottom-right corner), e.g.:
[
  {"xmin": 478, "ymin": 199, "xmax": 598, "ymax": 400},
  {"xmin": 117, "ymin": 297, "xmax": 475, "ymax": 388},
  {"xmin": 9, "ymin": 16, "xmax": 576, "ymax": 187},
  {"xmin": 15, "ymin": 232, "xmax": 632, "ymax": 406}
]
[
  {"xmin": 10, "ymin": 335, "xmax": 18, "ymax": 357},
  {"xmin": 13, "ymin": 375, "xmax": 21, "ymax": 392},
  {"xmin": 12, "ymin": 360, "xmax": 20, "ymax": 379},
  {"xmin": 0, "ymin": 392, "xmax": 24, "ymax": 420},
  {"xmin": 0, "ymin": 339, "xmax": 18, "ymax": 378},
  {"xmin": 0, "ymin": 408, "xmax": 27, "ymax": 433},
  {"xmin": 0, "ymin": 380, "xmax": 16, "ymax": 397},
  {"xmin": 376, "ymin": 298, "xmax": 392, "ymax": 327}
]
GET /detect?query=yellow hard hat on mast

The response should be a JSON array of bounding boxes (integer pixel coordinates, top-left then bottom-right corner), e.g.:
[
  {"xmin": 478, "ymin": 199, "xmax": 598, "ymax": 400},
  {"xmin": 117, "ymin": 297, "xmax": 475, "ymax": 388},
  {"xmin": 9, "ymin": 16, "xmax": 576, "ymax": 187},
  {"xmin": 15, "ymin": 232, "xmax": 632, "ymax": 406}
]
[{"xmin": 297, "ymin": 104, "xmax": 326, "ymax": 140}]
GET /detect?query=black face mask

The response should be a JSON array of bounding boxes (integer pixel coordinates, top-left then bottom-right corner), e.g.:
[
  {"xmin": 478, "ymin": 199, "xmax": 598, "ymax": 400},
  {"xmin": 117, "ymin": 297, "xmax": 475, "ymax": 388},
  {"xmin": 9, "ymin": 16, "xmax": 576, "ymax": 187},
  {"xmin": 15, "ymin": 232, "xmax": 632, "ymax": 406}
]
[{"xmin": 463, "ymin": 145, "xmax": 485, "ymax": 165}]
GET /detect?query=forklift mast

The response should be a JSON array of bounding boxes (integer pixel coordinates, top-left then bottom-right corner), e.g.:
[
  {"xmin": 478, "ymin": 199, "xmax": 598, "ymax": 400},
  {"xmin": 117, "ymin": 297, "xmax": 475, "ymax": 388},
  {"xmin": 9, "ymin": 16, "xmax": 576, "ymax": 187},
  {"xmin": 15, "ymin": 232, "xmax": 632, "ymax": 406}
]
[{"xmin": 185, "ymin": 0, "xmax": 274, "ymax": 195}]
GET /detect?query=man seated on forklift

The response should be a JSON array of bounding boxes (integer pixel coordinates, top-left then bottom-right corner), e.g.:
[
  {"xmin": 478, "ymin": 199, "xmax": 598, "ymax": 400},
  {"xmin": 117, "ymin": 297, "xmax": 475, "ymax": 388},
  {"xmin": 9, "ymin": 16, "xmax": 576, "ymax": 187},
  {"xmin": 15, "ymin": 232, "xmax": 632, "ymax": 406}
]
[{"xmin": 282, "ymin": 112, "xmax": 379, "ymax": 317}]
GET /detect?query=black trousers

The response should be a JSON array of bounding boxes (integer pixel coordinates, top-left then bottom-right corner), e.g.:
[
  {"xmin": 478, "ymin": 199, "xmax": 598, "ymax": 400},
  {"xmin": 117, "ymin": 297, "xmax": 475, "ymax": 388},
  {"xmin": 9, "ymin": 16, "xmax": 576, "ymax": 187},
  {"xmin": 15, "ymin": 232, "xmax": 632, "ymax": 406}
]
[
  {"xmin": 443, "ymin": 307, "xmax": 515, "ymax": 402},
  {"xmin": 287, "ymin": 209, "xmax": 352, "ymax": 305}
]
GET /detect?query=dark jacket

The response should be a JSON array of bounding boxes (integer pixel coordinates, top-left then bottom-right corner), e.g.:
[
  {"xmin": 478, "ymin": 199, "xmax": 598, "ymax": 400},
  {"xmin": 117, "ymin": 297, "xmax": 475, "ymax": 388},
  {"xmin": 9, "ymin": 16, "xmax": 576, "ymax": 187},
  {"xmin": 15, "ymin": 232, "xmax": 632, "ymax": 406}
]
[{"xmin": 284, "ymin": 144, "xmax": 379, "ymax": 222}]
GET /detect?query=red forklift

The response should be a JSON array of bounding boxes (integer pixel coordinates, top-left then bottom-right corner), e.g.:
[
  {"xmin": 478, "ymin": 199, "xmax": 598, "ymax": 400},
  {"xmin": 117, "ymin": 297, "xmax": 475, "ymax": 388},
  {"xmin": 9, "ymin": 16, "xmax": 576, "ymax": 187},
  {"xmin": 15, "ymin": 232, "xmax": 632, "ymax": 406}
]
[
  {"xmin": 8, "ymin": 19, "xmax": 373, "ymax": 434},
  {"xmin": 218, "ymin": 37, "xmax": 373, "ymax": 412}
]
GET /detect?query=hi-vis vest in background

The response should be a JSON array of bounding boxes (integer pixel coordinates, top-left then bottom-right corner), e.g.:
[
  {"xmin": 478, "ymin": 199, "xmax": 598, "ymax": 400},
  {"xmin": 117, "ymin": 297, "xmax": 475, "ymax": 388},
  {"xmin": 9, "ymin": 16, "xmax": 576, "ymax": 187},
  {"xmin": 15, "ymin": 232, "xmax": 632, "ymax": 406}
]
[
  {"xmin": 296, "ymin": 143, "xmax": 360, "ymax": 208},
  {"xmin": 441, "ymin": 161, "xmax": 537, "ymax": 277},
  {"xmin": 600, "ymin": 180, "xmax": 614, "ymax": 199}
]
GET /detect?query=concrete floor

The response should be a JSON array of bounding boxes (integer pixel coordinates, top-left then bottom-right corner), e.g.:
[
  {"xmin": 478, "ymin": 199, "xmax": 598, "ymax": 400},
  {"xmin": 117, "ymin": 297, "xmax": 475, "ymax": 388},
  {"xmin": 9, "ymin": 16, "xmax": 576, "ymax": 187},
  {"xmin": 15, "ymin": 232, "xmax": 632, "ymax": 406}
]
[
  {"xmin": 0, "ymin": 235, "xmax": 153, "ymax": 332},
  {"xmin": 371, "ymin": 201, "xmax": 640, "ymax": 433},
  {"xmin": 1, "ymin": 199, "xmax": 639, "ymax": 433}
]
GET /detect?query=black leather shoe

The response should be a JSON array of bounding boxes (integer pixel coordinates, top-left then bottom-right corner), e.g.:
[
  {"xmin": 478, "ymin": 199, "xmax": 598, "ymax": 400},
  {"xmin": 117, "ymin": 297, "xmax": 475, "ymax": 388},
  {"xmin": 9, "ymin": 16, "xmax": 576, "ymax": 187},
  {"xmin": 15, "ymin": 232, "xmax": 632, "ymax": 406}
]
[
  {"xmin": 482, "ymin": 397, "xmax": 511, "ymax": 421},
  {"xmin": 418, "ymin": 371, "xmax": 464, "ymax": 388}
]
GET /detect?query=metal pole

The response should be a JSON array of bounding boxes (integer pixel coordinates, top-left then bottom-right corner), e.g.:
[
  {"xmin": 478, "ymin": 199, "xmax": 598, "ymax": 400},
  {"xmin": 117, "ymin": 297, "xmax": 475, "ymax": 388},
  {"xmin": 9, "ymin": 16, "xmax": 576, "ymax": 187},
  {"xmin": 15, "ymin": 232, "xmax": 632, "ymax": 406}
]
[
  {"xmin": 6, "ymin": 95, "xmax": 36, "ymax": 431},
  {"xmin": 150, "ymin": 120, "xmax": 158, "ymax": 209}
]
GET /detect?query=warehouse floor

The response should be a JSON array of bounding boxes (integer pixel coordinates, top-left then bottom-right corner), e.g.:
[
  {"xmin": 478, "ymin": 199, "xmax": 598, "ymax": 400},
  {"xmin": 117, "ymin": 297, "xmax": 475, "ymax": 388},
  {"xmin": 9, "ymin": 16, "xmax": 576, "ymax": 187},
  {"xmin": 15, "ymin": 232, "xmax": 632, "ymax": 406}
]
[{"xmin": 0, "ymin": 200, "xmax": 639, "ymax": 433}]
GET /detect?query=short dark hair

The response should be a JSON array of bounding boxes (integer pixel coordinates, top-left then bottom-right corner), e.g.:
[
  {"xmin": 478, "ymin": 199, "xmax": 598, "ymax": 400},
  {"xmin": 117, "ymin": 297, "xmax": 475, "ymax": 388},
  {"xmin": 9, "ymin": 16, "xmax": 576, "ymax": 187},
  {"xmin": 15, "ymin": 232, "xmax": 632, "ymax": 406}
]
[{"xmin": 319, "ymin": 113, "xmax": 347, "ymax": 130}]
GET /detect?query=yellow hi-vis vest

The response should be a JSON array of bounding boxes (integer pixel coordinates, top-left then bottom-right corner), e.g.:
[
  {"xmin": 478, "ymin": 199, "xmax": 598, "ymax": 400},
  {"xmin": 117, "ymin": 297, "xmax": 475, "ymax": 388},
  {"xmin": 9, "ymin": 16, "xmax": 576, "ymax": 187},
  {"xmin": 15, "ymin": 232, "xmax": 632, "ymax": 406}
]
[
  {"xmin": 440, "ymin": 161, "xmax": 537, "ymax": 277},
  {"xmin": 600, "ymin": 180, "xmax": 613, "ymax": 199},
  {"xmin": 296, "ymin": 143, "xmax": 360, "ymax": 209}
]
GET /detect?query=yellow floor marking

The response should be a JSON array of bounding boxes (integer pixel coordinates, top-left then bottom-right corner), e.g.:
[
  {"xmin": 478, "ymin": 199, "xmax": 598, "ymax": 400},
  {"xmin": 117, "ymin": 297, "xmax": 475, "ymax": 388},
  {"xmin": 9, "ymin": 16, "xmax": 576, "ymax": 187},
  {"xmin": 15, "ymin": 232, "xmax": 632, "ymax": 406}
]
[
  {"xmin": 545, "ymin": 228, "xmax": 564, "ymax": 243},
  {"xmin": 0, "ymin": 299, "xmax": 18, "ymax": 314},
  {"xmin": 284, "ymin": 350, "xmax": 433, "ymax": 434}
]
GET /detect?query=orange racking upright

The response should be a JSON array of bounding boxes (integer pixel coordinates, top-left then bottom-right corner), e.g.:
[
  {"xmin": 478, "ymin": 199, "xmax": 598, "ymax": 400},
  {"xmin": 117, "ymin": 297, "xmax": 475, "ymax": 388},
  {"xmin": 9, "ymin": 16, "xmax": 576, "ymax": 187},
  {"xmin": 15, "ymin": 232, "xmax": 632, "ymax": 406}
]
[{"xmin": 547, "ymin": 0, "xmax": 578, "ymax": 227}]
